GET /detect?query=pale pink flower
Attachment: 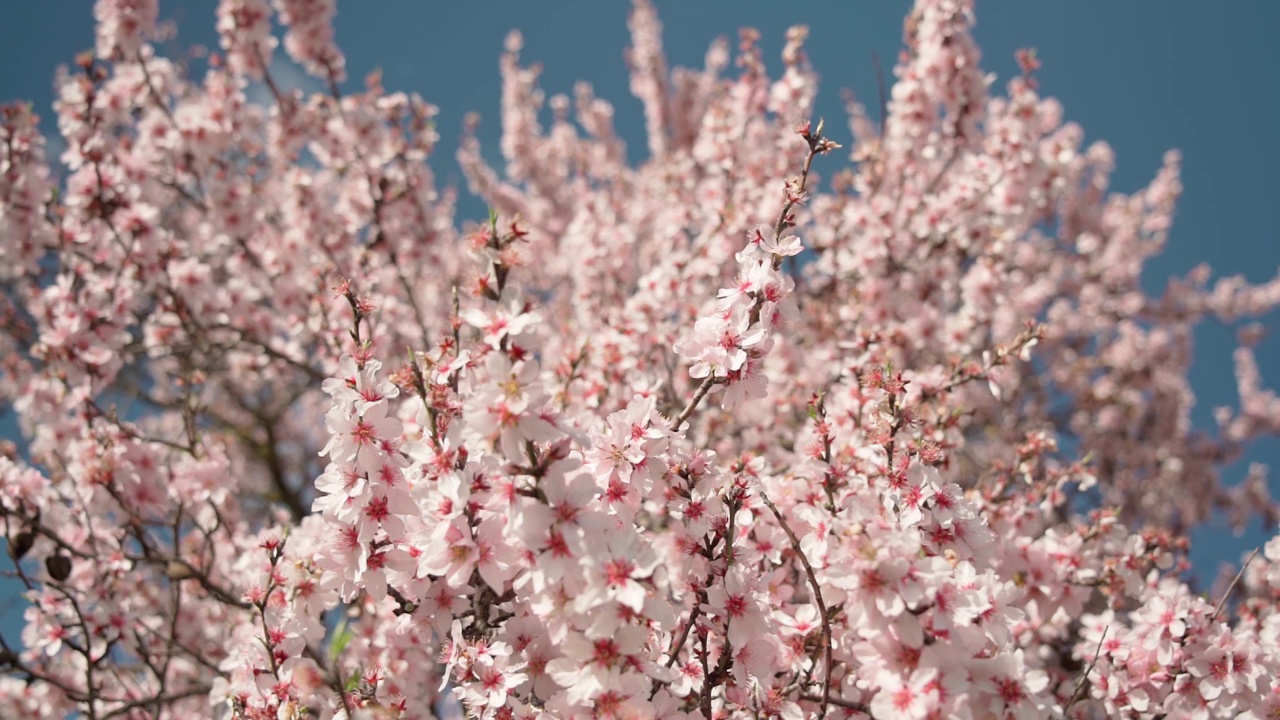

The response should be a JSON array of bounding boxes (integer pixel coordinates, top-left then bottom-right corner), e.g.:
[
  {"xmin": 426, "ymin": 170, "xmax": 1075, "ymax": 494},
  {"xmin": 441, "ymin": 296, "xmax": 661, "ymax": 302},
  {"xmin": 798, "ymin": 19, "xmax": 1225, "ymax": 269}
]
[
  {"xmin": 546, "ymin": 626, "xmax": 648, "ymax": 705},
  {"xmin": 460, "ymin": 293, "xmax": 542, "ymax": 350},
  {"xmin": 577, "ymin": 529, "xmax": 659, "ymax": 613},
  {"xmin": 320, "ymin": 401, "xmax": 403, "ymax": 475},
  {"xmin": 702, "ymin": 565, "xmax": 771, "ymax": 649},
  {"xmin": 871, "ymin": 666, "xmax": 942, "ymax": 720},
  {"xmin": 321, "ymin": 355, "xmax": 399, "ymax": 413},
  {"xmin": 746, "ymin": 223, "xmax": 803, "ymax": 258}
]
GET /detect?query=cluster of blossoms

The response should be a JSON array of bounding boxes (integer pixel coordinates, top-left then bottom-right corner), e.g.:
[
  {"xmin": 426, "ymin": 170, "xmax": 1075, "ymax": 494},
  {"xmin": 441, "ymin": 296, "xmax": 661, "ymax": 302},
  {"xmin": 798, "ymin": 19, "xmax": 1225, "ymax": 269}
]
[
  {"xmin": 3, "ymin": 0, "xmax": 1280, "ymax": 718},
  {"xmin": 672, "ymin": 219, "xmax": 799, "ymax": 410}
]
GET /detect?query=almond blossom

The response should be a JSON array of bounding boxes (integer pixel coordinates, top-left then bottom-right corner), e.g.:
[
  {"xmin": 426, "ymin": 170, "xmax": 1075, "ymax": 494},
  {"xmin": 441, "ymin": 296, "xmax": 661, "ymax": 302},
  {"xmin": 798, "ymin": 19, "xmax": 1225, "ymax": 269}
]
[{"xmin": 1, "ymin": 0, "xmax": 1279, "ymax": 718}]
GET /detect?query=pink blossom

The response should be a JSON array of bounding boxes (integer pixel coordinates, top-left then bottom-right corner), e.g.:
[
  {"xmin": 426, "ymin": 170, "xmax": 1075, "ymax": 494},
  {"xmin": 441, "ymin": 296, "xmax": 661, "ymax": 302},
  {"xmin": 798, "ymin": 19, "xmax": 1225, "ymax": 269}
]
[
  {"xmin": 577, "ymin": 528, "xmax": 659, "ymax": 613},
  {"xmin": 702, "ymin": 565, "xmax": 771, "ymax": 649},
  {"xmin": 4, "ymin": 1, "xmax": 1280, "ymax": 717}
]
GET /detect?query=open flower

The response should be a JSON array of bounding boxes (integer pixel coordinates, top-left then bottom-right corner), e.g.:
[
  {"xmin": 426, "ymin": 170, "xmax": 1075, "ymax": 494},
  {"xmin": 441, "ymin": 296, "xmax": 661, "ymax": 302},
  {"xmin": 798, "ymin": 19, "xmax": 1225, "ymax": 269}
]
[
  {"xmin": 577, "ymin": 528, "xmax": 660, "ymax": 613},
  {"xmin": 703, "ymin": 565, "xmax": 772, "ymax": 649}
]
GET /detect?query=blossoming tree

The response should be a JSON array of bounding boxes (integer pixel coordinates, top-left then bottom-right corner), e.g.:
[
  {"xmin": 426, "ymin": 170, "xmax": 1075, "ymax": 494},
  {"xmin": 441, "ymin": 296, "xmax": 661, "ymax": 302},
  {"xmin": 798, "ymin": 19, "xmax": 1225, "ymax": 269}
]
[{"xmin": 3, "ymin": 0, "xmax": 1280, "ymax": 718}]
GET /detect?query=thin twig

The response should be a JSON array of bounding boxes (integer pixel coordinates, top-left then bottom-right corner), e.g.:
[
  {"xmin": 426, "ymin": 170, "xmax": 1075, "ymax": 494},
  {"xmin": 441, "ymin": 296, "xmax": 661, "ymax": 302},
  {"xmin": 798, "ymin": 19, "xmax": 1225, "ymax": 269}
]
[
  {"xmin": 664, "ymin": 606, "xmax": 700, "ymax": 669},
  {"xmin": 1063, "ymin": 626, "xmax": 1107, "ymax": 713},
  {"xmin": 1211, "ymin": 547, "xmax": 1260, "ymax": 623},
  {"xmin": 759, "ymin": 490, "xmax": 832, "ymax": 720},
  {"xmin": 669, "ymin": 127, "xmax": 831, "ymax": 426},
  {"xmin": 799, "ymin": 693, "xmax": 870, "ymax": 713},
  {"xmin": 672, "ymin": 376, "xmax": 718, "ymax": 429}
]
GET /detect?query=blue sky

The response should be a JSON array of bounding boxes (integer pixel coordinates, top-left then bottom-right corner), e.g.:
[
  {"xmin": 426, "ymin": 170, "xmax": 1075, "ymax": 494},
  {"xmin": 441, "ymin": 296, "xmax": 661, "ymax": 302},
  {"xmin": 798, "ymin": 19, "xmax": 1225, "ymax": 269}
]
[{"xmin": 1, "ymin": 2, "xmax": 1277, "ymax": 642}]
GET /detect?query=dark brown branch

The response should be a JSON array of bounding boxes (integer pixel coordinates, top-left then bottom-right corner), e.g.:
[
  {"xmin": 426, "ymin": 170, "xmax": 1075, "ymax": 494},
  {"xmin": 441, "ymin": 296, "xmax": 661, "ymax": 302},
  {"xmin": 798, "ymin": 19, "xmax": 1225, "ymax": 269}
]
[{"xmin": 800, "ymin": 693, "xmax": 871, "ymax": 714}]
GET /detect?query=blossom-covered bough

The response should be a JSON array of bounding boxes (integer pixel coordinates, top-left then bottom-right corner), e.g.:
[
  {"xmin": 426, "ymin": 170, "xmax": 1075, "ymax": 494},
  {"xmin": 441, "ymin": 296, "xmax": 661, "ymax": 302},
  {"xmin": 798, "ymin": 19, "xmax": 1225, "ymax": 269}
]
[{"xmin": 3, "ymin": 0, "xmax": 1280, "ymax": 718}]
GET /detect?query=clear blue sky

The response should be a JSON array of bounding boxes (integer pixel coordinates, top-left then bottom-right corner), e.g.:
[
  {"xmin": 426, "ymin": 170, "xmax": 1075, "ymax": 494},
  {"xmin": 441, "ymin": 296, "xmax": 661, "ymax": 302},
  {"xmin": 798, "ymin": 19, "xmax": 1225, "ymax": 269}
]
[{"xmin": 1, "ymin": 2, "xmax": 1277, "ymax": 643}]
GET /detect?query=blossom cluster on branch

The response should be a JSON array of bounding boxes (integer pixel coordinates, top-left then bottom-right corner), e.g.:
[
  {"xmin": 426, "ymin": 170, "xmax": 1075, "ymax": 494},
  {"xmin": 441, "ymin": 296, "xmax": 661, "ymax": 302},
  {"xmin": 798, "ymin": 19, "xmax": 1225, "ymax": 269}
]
[{"xmin": 2, "ymin": 0, "xmax": 1280, "ymax": 718}]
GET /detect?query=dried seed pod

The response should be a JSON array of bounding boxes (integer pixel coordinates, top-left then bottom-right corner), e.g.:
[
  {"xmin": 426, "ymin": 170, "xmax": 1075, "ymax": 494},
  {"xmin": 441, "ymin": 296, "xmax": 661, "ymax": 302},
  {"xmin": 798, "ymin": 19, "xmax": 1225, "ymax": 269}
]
[
  {"xmin": 8, "ymin": 531, "xmax": 34, "ymax": 560},
  {"xmin": 46, "ymin": 554, "xmax": 72, "ymax": 581}
]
